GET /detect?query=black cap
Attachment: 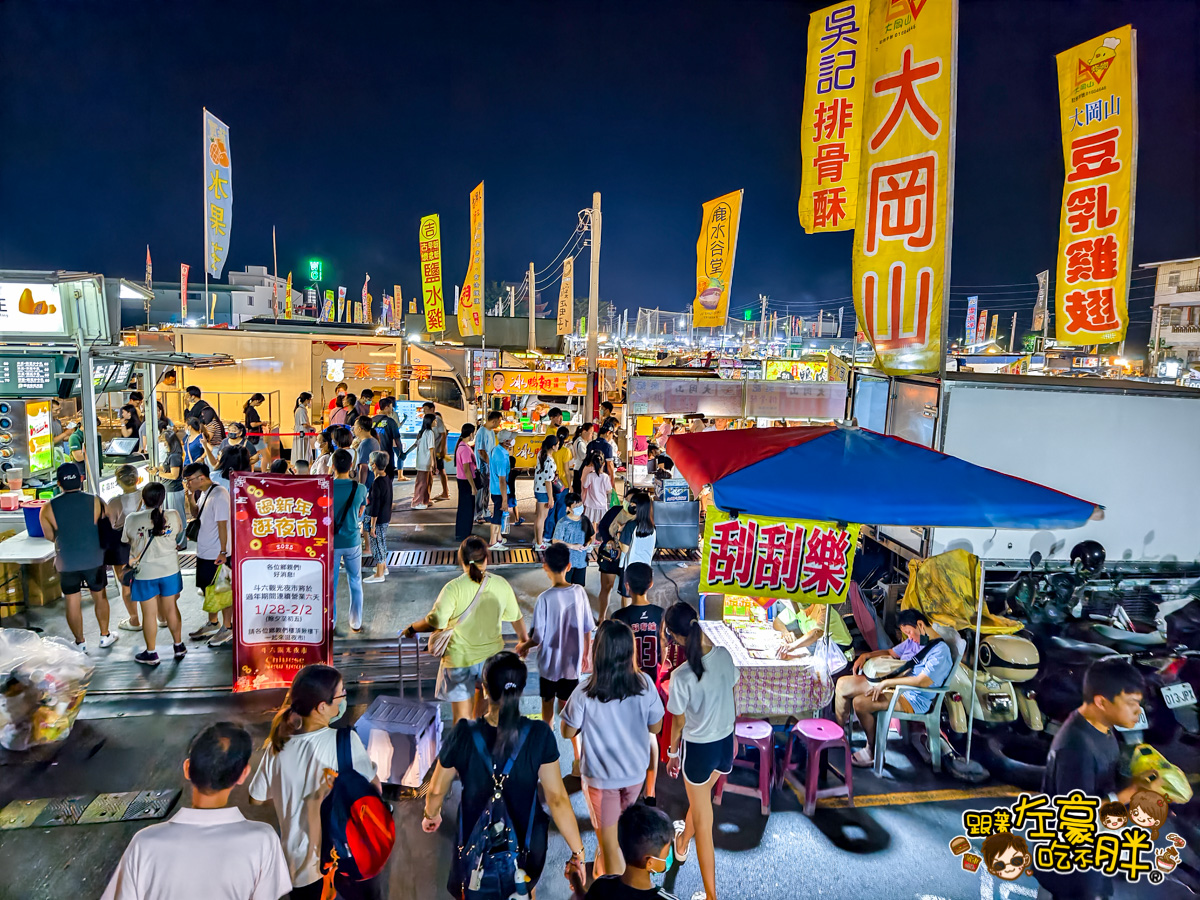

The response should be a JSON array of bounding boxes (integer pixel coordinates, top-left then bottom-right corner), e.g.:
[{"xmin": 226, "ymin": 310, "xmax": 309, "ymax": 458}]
[{"xmin": 56, "ymin": 462, "xmax": 81, "ymax": 490}]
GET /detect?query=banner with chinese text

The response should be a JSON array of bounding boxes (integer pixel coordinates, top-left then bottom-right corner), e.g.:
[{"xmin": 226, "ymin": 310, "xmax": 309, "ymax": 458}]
[
  {"xmin": 459, "ymin": 183, "xmax": 485, "ymax": 337},
  {"xmin": 419, "ymin": 214, "xmax": 447, "ymax": 332},
  {"xmin": 484, "ymin": 369, "xmax": 587, "ymax": 396},
  {"xmin": 203, "ymin": 110, "xmax": 233, "ymax": 278},
  {"xmin": 851, "ymin": 0, "xmax": 955, "ymax": 375},
  {"xmin": 964, "ymin": 296, "xmax": 978, "ymax": 343},
  {"xmin": 989, "ymin": 313, "xmax": 998, "ymax": 341},
  {"xmin": 702, "ymin": 508, "xmax": 861, "ymax": 604},
  {"xmin": 337, "ymin": 286, "xmax": 346, "ymax": 322},
  {"xmin": 321, "ymin": 289, "xmax": 334, "ymax": 322},
  {"xmin": 557, "ymin": 256, "xmax": 574, "ymax": 335},
  {"xmin": 799, "ymin": 2, "xmax": 867, "ymax": 233},
  {"xmin": 361, "ymin": 273, "xmax": 370, "ymax": 326},
  {"xmin": 1032, "ymin": 270, "xmax": 1049, "ymax": 332},
  {"xmin": 1054, "ymin": 26, "xmax": 1136, "ymax": 346},
  {"xmin": 976, "ymin": 307, "xmax": 988, "ymax": 345},
  {"xmin": 284, "ymin": 272, "xmax": 293, "ymax": 319},
  {"xmin": 180, "ymin": 263, "xmax": 189, "ymax": 320},
  {"xmin": 691, "ymin": 190, "xmax": 743, "ymax": 327},
  {"xmin": 232, "ymin": 474, "xmax": 333, "ymax": 691}
]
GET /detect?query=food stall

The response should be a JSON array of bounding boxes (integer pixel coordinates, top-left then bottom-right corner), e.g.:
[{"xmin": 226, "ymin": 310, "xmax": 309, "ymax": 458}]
[{"xmin": 481, "ymin": 369, "xmax": 587, "ymax": 468}]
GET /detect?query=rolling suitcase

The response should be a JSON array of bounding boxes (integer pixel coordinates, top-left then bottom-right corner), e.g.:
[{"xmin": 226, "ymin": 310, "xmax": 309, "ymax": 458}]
[{"xmin": 354, "ymin": 636, "xmax": 442, "ymax": 790}]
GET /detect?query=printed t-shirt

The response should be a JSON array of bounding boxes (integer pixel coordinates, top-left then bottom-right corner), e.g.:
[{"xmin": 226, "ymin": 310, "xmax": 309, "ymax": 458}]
[{"xmin": 611, "ymin": 603, "xmax": 665, "ymax": 684}]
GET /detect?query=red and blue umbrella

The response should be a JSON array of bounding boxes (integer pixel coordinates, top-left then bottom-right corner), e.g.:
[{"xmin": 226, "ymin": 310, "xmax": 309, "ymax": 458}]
[{"xmin": 667, "ymin": 424, "xmax": 1098, "ymax": 528}]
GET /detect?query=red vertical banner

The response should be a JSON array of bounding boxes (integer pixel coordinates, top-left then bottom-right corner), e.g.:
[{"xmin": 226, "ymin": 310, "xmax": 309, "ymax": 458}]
[{"xmin": 231, "ymin": 474, "xmax": 334, "ymax": 691}]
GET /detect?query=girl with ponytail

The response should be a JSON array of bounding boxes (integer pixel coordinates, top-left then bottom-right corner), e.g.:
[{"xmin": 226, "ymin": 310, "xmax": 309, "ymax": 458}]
[
  {"xmin": 663, "ymin": 601, "xmax": 740, "ymax": 900},
  {"xmin": 404, "ymin": 536, "xmax": 530, "ymax": 723},
  {"xmin": 421, "ymin": 651, "xmax": 588, "ymax": 898},
  {"xmin": 250, "ymin": 664, "xmax": 380, "ymax": 896},
  {"xmin": 121, "ymin": 480, "xmax": 186, "ymax": 667}
]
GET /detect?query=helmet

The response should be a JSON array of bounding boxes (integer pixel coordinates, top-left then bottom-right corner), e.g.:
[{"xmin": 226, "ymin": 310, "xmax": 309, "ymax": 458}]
[{"xmin": 1070, "ymin": 540, "xmax": 1106, "ymax": 575}]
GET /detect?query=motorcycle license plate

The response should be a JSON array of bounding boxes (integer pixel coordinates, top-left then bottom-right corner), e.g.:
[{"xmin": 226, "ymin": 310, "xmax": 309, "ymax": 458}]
[
  {"xmin": 1115, "ymin": 709, "xmax": 1149, "ymax": 733},
  {"xmin": 1162, "ymin": 682, "xmax": 1197, "ymax": 709}
]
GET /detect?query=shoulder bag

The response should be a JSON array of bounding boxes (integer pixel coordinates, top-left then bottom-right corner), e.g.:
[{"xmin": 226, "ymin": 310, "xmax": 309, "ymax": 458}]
[
  {"xmin": 121, "ymin": 514, "xmax": 159, "ymax": 587},
  {"xmin": 428, "ymin": 574, "xmax": 490, "ymax": 658},
  {"xmin": 864, "ymin": 638, "xmax": 945, "ymax": 684},
  {"xmin": 184, "ymin": 486, "xmax": 214, "ymax": 544}
]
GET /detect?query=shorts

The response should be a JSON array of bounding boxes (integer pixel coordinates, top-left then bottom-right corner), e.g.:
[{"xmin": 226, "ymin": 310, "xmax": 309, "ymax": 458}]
[
  {"xmin": 534, "ymin": 491, "xmax": 549, "ymax": 503},
  {"xmin": 597, "ymin": 556, "xmax": 622, "ymax": 576},
  {"xmin": 539, "ymin": 676, "xmax": 579, "ymax": 703},
  {"xmin": 491, "ymin": 494, "xmax": 505, "ymax": 525},
  {"xmin": 582, "ymin": 779, "xmax": 642, "ymax": 830},
  {"xmin": 435, "ymin": 454, "xmax": 445, "ymax": 473},
  {"xmin": 61, "ymin": 566, "xmax": 107, "ymax": 595},
  {"xmin": 682, "ymin": 732, "xmax": 736, "ymax": 786},
  {"xmin": 567, "ymin": 566, "xmax": 587, "ymax": 587},
  {"xmin": 196, "ymin": 557, "xmax": 222, "ymax": 591},
  {"xmin": 131, "ymin": 572, "xmax": 184, "ymax": 603},
  {"xmin": 103, "ymin": 541, "xmax": 130, "ymax": 568},
  {"xmin": 435, "ymin": 660, "xmax": 485, "ymax": 703}
]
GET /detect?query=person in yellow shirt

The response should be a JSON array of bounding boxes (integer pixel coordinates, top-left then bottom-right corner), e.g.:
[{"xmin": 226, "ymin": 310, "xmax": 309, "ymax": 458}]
[
  {"xmin": 404, "ymin": 536, "xmax": 530, "ymax": 723},
  {"xmin": 773, "ymin": 599, "xmax": 853, "ymax": 661}
]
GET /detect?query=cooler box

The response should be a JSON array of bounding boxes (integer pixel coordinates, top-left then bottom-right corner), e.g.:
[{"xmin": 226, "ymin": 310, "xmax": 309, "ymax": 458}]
[{"xmin": 354, "ymin": 638, "xmax": 442, "ymax": 788}]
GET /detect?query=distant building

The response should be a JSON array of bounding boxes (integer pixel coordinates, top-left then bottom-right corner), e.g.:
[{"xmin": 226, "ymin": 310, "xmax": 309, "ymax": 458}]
[
  {"xmin": 130, "ymin": 265, "xmax": 306, "ymax": 329},
  {"xmin": 1140, "ymin": 256, "xmax": 1200, "ymax": 369}
]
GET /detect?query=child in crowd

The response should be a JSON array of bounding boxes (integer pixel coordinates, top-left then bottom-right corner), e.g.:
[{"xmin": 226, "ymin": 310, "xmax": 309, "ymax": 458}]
[
  {"xmin": 293, "ymin": 459, "xmax": 310, "ymax": 475},
  {"xmin": 269, "ymin": 458, "xmax": 290, "ymax": 474},
  {"xmin": 582, "ymin": 802, "xmax": 679, "ymax": 900},
  {"xmin": 364, "ymin": 451, "xmax": 392, "ymax": 586},
  {"xmin": 611, "ymin": 562, "xmax": 664, "ymax": 805},
  {"xmin": 552, "ymin": 492, "xmax": 594, "ymax": 589},
  {"xmin": 517, "ymin": 542, "xmax": 595, "ymax": 775}
]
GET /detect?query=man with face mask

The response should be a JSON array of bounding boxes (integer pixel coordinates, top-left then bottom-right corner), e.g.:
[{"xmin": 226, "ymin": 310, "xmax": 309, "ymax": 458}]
[{"xmin": 584, "ymin": 802, "xmax": 678, "ymax": 899}]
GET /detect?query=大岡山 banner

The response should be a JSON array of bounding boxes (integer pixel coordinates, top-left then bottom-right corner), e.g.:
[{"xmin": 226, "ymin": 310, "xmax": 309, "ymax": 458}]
[
  {"xmin": 798, "ymin": 2, "xmax": 867, "ymax": 233},
  {"xmin": 1054, "ymin": 25, "xmax": 1137, "ymax": 346},
  {"xmin": 691, "ymin": 190, "xmax": 743, "ymax": 328},
  {"xmin": 232, "ymin": 474, "xmax": 334, "ymax": 691},
  {"xmin": 702, "ymin": 508, "xmax": 860, "ymax": 605},
  {"xmin": 203, "ymin": 109, "xmax": 232, "ymax": 278},
  {"xmin": 851, "ymin": 0, "xmax": 956, "ymax": 376}
]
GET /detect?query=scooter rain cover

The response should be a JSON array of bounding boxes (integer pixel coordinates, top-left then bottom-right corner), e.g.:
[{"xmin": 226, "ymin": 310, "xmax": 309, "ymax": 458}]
[{"xmin": 902, "ymin": 549, "xmax": 1023, "ymax": 635}]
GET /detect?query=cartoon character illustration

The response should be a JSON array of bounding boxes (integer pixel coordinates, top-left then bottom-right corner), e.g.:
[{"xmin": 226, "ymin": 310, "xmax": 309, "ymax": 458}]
[
  {"xmin": 981, "ymin": 832, "xmax": 1032, "ymax": 882},
  {"xmin": 491, "ymin": 372, "xmax": 507, "ymax": 395},
  {"xmin": 1128, "ymin": 790, "xmax": 1169, "ymax": 840},
  {"xmin": 1076, "ymin": 35, "xmax": 1120, "ymax": 88},
  {"xmin": 1098, "ymin": 800, "xmax": 1128, "ymax": 830}
]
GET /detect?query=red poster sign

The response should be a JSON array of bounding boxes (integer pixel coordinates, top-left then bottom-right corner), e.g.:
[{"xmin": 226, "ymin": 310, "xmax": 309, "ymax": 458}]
[{"xmin": 231, "ymin": 474, "xmax": 334, "ymax": 691}]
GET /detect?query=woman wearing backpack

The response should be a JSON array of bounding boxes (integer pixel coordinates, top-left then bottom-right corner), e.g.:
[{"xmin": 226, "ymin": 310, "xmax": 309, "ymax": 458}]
[
  {"xmin": 561, "ymin": 620, "xmax": 664, "ymax": 878},
  {"xmin": 403, "ymin": 536, "xmax": 531, "ymax": 724},
  {"xmin": 421, "ymin": 652, "xmax": 588, "ymax": 898},
  {"xmin": 250, "ymin": 664, "xmax": 380, "ymax": 899},
  {"xmin": 663, "ymin": 601, "xmax": 739, "ymax": 900}
]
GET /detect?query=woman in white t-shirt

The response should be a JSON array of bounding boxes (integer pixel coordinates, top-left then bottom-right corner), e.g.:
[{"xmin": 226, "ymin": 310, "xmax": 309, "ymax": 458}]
[
  {"xmin": 121, "ymin": 482, "xmax": 185, "ymax": 667},
  {"xmin": 663, "ymin": 601, "xmax": 739, "ymax": 900},
  {"xmin": 250, "ymin": 664, "xmax": 379, "ymax": 899},
  {"xmin": 618, "ymin": 491, "xmax": 657, "ymax": 606}
]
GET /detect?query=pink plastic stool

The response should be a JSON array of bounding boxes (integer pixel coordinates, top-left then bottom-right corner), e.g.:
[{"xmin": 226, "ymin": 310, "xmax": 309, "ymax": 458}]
[
  {"xmin": 712, "ymin": 718, "xmax": 774, "ymax": 815},
  {"xmin": 782, "ymin": 718, "xmax": 854, "ymax": 817}
]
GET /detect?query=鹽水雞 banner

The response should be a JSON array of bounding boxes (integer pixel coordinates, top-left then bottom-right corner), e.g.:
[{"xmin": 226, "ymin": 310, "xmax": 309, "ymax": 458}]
[
  {"xmin": 691, "ymin": 190, "xmax": 743, "ymax": 328},
  {"xmin": 852, "ymin": 0, "xmax": 956, "ymax": 376},
  {"xmin": 232, "ymin": 474, "xmax": 334, "ymax": 691},
  {"xmin": 458, "ymin": 183, "xmax": 485, "ymax": 337},
  {"xmin": 203, "ymin": 109, "xmax": 232, "ymax": 279},
  {"xmin": 799, "ymin": 2, "xmax": 867, "ymax": 233},
  {"xmin": 1054, "ymin": 26, "xmax": 1137, "ymax": 346},
  {"xmin": 419, "ymin": 214, "xmax": 446, "ymax": 333},
  {"xmin": 702, "ymin": 508, "xmax": 860, "ymax": 605}
]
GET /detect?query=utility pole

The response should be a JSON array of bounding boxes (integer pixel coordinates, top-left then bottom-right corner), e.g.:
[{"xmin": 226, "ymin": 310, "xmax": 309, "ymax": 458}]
[
  {"xmin": 1009, "ymin": 313, "xmax": 1017, "ymax": 353},
  {"xmin": 837, "ymin": 306, "xmax": 844, "ymax": 338},
  {"xmin": 508, "ymin": 284, "xmax": 515, "ymax": 317},
  {"xmin": 527, "ymin": 262, "xmax": 536, "ymax": 353},
  {"xmin": 759, "ymin": 294, "xmax": 768, "ymax": 341},
  {"xmin": 587, "ymin": 192, "xmax": 602, "ymax": 387}
]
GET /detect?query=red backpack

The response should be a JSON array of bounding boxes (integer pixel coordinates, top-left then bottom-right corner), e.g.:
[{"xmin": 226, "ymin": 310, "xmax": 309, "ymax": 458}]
[{"xmin": 319, "ymin": 728, "xmax": 396, "ymax": 897}]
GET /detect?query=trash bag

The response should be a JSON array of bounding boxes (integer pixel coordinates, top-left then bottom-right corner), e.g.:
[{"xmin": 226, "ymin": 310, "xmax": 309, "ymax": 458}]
[
  {"xmin": 0, "ymin": 631, "xmax": 93, "ymax": 751},
  {"xmin": 202, "ymin": 564, "xmax": 233, "ymax": 614}
]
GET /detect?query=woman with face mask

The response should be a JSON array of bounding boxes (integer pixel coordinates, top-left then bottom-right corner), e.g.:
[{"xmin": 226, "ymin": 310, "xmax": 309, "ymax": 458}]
[
  {"xmin": 552, "ymin": 491, "xmax": 594, "ymax": 589},
  {"xmin": 153, "ymin": 430, "xmax": 187, "ymax": 550},
  {"xmin": 249, "ymin": 664, "xmax": 379, "ymax": 899}
]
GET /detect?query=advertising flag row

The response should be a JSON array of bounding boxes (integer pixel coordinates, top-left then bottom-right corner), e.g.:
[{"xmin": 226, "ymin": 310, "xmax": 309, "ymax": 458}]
[{"xmin": 1054, "ymin": 26, "xmax": 1137, "ymax": 346}]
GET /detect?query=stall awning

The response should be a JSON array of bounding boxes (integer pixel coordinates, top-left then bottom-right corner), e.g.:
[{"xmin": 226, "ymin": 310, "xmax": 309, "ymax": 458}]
[{"xmin": 668, "ymin": 424, "xmax": 1099, "ymax": 528}]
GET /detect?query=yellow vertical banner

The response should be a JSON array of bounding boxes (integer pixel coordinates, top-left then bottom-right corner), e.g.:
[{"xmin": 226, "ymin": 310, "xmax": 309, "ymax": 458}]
[
  {"xmin": 852, "ymin": 0, "xmax": 956, "ymax": 376},
  {"xmin": 458, "ymin": 182, "xmax": 485, "ymax": 337},
  {"xmin": 989, "ymin": 313, "xmax": 998, "ymax": 341},
  {"xmin": 691, "ymin": 190, "xmax": 743, "ymax": 328},
  {"xmin": 557, "ymin": 256, "xmax": 574, "ymax": 335},
  {"xmin": 799, "ymin": 2, "xmax": 867, "ymax": 233},
  {"xmin": 284, "ymin": 271, "xmax": 293, "ymax": 319},
  {"xmin": 1054, "ymin": 26, "xmax": 1136, "ymax": 346},
  {"xmin": 419, "ymin": 214, "xmax": 446, "ymax": 333}
]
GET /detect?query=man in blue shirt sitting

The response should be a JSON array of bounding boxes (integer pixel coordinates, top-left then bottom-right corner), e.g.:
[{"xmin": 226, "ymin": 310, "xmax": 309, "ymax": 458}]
[{"xmin": 848, "ymin": 609, "xmax": 954, "ymax": 768}]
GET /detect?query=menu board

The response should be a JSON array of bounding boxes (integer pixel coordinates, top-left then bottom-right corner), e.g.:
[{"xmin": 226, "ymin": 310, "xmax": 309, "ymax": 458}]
[
  {"xmin": 26, "ymin": 401, "xmax": 53, "ymax": 474},
  {"xmin": 0, "ymin": 357, "xmax": 57, "ymax": 397}
]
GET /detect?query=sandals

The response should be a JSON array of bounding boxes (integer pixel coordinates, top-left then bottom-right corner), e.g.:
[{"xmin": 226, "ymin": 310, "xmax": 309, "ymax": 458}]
[
  {"xmin": 673, "ymin": 819, "xmax": 690, "ymax": 864},
  {"xmin": 850, "ymin": 748, "xmax": 875, "ymax": 768}
]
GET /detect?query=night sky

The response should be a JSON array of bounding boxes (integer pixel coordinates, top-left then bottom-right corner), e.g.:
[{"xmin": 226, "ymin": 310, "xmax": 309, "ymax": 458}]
[{"xmin": 2, "ymin": 1, "xmax": 1197, "ymax": 351}]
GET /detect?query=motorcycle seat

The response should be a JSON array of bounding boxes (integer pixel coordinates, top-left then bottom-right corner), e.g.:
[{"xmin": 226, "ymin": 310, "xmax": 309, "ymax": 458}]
[{"xmin": 1050, "ymin": 635, "xmax": 1116, "ymax": 656}]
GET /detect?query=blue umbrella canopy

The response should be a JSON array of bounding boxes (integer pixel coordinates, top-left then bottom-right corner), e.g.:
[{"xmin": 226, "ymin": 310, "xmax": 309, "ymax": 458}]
[{"xmin": 668, "ymin": 424, "xmax": 1098, "ymax": 528}]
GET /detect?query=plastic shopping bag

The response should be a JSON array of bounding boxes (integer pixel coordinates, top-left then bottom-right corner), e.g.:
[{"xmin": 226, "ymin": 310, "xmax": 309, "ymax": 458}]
[{"xmin": 202, "ymin": 564, "xmax": 233, "ymax": 614}]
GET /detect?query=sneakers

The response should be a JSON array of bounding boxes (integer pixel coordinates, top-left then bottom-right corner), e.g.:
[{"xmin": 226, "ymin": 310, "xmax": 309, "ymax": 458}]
[
  {"xmin": 98, "ymin": 633, "xmax": 119, "ymax": 649},
  {"xmin": 173, "ymin": 642, "xmax": 188, "ymax": 661},
  {"xmin": 189, "ymin": 622, "xmax": 220, "ymax": 640},
  {"xmin": 75, "ymin": 641, "xmax": 87, "ymax": 654},
  {"xmin": 363, "ymin": 574, "xmax": 386, "ymax": 584},
  {"xmin": 208, "ymin": 627, "xmax": 233, "ymax": 647},
  {"xmin": 488, "ymin": 541, "xmax": 508, "ymax": 551},
  {"xmin": 118, "ymin": 618, "xmax": 142, "ymax": 632},
  {"xmin": 411, "ymin": 503, "xmax": 428, "ymax": 510},
  {"xmin": 134, "ymin": 650, "xmax": 160, "ymax": 667}
]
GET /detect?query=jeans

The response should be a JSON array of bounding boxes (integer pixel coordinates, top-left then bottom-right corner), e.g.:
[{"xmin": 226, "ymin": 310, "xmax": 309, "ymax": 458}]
[
  {"xmin": 455, "ymin": 477, "xmax": 475, "ymax": 542},
  {"xmin": 545, "ymin": 486, "xmax": 567, "ymax": 541},
  {"xmin": 333, "ymin": 543, "xmax": 363, "ymax": 630}
]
